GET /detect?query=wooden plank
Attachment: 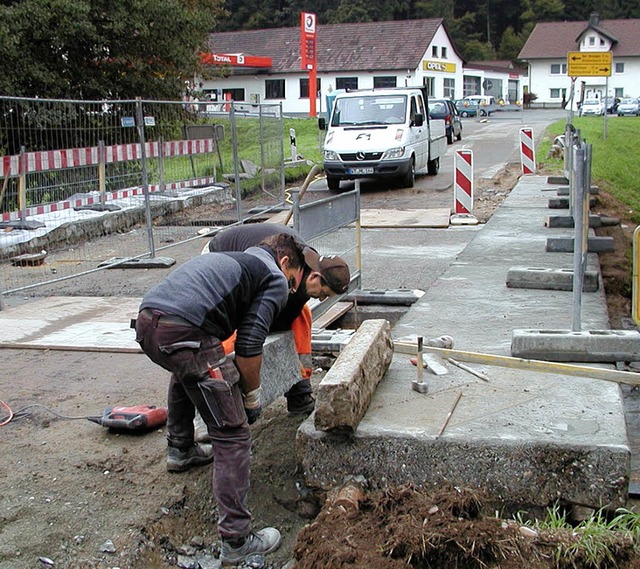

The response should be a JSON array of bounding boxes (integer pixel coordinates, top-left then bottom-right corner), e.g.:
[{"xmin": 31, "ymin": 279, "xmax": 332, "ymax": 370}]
[{"xmin": 313, "ymin": 301, "xmax": 353, "ymax": 329}]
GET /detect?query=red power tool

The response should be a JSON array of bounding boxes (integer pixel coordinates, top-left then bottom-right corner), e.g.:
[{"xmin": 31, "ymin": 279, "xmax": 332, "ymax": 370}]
[{"xmin": 88, "ymin": 405, "xmax": 168, "ymax": 431}]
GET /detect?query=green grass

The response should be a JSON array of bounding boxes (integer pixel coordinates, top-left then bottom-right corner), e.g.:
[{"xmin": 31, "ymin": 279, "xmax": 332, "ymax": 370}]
[
  {"xmin": 537, "ymin": 116, "xmax": 640, "ymax": 224},
  {"xmin": 516, "ymin": 504, "xmax": 640, "ymax": 567}
]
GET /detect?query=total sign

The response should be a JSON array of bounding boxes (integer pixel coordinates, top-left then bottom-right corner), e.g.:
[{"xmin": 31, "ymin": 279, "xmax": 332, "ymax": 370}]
[{"xmin": 422, "ymin": 60, "xmax": 457, "ymax": 73}]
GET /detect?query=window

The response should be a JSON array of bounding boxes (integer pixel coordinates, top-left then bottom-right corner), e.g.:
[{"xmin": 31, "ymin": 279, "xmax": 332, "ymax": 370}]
[
  {"xmin": 615, "ymin": 62, "xmax": 624, "ymax": 73},
  {"xmin": 423, "ymin": 76, "xmax": 435, "ymax": 97},
  {"xmin": 443, "ymin": 78, "xmax": 455, "ymax": 99},
  {"xmin": 373, "ymin": 76, "xmax": 397, "ymax": 88},
  {"xmin": 550, "ymin": 88, "xmax": 566, "ymax": 99},
  {"xmin": 265, "ymin": 79, "xmax": 285, "ymax": 99},
  {"xmin": 336, "ymin": 77, "xmax": 358, "ymax": 90},
  {"xmin": 600, "ymin": 38, "xmax": 605, "ymax": 46},
  {"xmin": 432, "ymin": 46, "xmax": 438, "ymax": 57},
  {"xmin": 299, "ymin": 78, "xmax": 321, "ymax": 98},
  {"xmin": 442, "ymin": 47, "xmax": 447, "ymax": 58},
  {"xmin": 222, "ymin": 88, "xmax": 245, "ymax": 102},
  {"xmin": 615, "ymin": 87, "xmax": 624, "ymax": 97},
  {"xmin": 589, "ymin": 36, "xmax": 595, "ymax": 46},
  {"xmin": 550, "ymin": 63, "xmax": 567, "ymax": 74}
]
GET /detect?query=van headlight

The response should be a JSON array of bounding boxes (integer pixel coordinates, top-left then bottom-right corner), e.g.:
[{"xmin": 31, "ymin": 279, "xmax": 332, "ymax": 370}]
[
  {"xmin": 382, "ymin": 147, "xmax": 405, "ymax": 160},
  {"xmin": 324, "ymin": 150, "xmax": 339, "ymax": 160}
]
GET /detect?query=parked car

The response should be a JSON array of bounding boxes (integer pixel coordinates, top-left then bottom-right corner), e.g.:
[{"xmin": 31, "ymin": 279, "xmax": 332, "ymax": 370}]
[
  {"xmin": 461, "ymin": 95, "xmax": 497, "ymax": 116},
  {"xmin": 579, "ymin": 98, "xmax": 605, "ymax": 116},
  {"xmin": 605, "ymin": 96, "xmax": 621, "ymax": 114},
  {"xmin": 454, "ymin": 99, "xmax": 479, "ymax": 117},
  {"xmin": 617, "ymin": 97, "xmax": 640, "ymax": 116},
  {"xmin": 428, "ymin": 98, "xmax": 462, "ymax": 144}
]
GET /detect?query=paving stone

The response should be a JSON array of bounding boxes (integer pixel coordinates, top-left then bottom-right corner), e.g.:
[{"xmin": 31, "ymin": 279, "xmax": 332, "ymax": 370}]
[{"xmin": 314, "ymin": 319, "xmax": 393, "ymax": 432}]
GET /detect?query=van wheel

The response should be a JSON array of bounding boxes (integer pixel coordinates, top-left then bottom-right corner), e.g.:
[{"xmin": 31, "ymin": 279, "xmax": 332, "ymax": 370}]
[
  {"xmin": 400, "ymin": 160, "xmax": 415, "ymax": 188},
  {"xmin": 326, "ymin": 177, "xmax": 340, "ymax": 191},
  {"xmin": 427, "ymin": 156, "xmax": 440, "ymax": 175}
]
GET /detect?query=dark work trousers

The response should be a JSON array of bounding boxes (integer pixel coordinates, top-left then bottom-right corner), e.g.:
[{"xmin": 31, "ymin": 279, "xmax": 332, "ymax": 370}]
[{"xmin": 135, "ymin": 308, "xmax": 252, "ymax": 540}]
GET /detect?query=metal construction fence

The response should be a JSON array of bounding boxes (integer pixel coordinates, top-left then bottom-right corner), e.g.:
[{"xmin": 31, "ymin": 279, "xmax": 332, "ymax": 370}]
[{"xmin": 0, "ymin": 96, "xmax": 288, "ymax": 297}]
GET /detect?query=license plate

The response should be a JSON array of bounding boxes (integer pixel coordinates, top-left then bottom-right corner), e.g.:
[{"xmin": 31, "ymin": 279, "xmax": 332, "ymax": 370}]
[{"xmin": 347, "ymin": 167, "xmax": 374, "ymax": 175}]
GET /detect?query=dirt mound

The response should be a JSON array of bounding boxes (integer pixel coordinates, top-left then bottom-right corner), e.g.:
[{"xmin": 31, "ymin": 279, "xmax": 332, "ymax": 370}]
[{"xmin": 293, "ymin": 482, "xmax": 640, "ymax": 569}]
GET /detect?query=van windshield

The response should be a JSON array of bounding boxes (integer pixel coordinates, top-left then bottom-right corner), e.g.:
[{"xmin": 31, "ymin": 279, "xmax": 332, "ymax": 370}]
[{"xmin": 331, "ymin": 95, "xmax": 407, "ymax": 127}]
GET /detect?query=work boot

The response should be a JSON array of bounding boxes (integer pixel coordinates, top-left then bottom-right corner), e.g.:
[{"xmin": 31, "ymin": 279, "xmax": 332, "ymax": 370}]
[
  {"xmin": 286, "ymin": 393, "xmax": 315, "ymax": 415},
  {"xmin": 166, "ymin": 443, "xmax": 213, "ymax": 472},
  {"xmin": 220, "ymin": 527, "xmax": 282, "ymax": 566}
]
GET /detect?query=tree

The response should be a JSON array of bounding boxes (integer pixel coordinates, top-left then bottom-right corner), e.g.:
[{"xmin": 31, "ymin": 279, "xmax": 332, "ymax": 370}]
[
  {"xmin": 0, "ymin": 0, "xmax": 224, "ymax": 100},
  {"xmin": 498, "ymin": 25, "xmax": 525, "ymax": 60}
]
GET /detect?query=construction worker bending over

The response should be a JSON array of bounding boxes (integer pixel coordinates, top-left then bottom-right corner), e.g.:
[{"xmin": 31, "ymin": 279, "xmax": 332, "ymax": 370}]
[
  {"xmin": 202, "ymin": 223, "xmax": 350, "ymax": 414},
  {"xmin": 134, "ymin": 233, "xmax": 305, "ymax": 565}
]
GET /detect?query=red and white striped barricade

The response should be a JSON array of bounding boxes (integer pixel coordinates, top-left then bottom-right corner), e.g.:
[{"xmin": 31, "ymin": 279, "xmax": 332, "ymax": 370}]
[
  {"xmin": 519, "ymin": 127, "xmax": 536, "ymax": 175},
  {"xmin": 451, "ymin": 148, "xmax": 477, "ymax": 225}
]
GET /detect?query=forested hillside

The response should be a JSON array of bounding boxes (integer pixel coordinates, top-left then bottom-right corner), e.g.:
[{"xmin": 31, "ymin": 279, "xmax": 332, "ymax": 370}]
[{"xmin": 216, "ymin": 0, "xmax": 640, "ymax": 62}]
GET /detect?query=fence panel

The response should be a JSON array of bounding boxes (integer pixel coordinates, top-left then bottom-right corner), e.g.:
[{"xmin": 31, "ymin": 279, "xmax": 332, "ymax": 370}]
[{"xmin": 0, "ymin": 97, "xmax": 286, "ymax": 298}]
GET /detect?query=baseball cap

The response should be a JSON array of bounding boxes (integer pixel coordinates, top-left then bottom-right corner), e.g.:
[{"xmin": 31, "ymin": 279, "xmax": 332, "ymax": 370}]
[{"xmin": 303, "ymin": 247, "xmax": 350, "ymax": 294}]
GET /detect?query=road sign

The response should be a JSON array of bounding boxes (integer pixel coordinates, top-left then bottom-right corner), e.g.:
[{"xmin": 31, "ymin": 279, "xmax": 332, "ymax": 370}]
[{"xmin": 567, "ymin": 51, "xmax": 612, "ymax": 77}]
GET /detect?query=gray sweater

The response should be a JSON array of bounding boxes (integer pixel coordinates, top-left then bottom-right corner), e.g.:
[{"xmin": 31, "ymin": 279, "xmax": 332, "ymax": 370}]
[{"xmin": 140, "ymin": 246, "xmax": 288, "ymax": 358}]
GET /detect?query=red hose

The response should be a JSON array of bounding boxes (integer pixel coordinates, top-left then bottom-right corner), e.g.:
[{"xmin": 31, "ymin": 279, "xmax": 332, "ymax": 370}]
[{"xmin": 0, "ymin": 400, "xmax": 14, "ymax": 426}]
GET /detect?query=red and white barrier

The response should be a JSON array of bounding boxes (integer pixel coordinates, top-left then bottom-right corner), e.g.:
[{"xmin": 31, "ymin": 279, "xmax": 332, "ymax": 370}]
[
  {"xmin": 453, "ymin": 149, "xmax": 473, "ymax": 214},
  {"xmin": 519, "ymin": 127, "xmax": 536, "ymax": 175},
  {"xmin": 0, "ymin": 139, "xmax": 216, "ymax": 178}
]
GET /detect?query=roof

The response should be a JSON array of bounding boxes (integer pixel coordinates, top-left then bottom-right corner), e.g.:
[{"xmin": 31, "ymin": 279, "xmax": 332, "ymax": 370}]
[
  {"xmin": 207, "ymin": 19, "xmax": 465, "ymax": 73},
  {"xmin": 518, "ymin": 18, "xmax": 640, "ymax": 60},
  {"xmin": 465, "ymin": 60, "xmax": 526, "ymax": 75}
]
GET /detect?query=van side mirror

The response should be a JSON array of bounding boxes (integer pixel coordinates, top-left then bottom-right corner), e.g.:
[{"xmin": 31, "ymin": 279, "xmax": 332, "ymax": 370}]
[
  {"xmin": 413, "ymin": 113, "xmax": 424, "ymax": 127},
  {"xmin": 318, "ymin": 117, "xmax": 327, "ymax": 130}
]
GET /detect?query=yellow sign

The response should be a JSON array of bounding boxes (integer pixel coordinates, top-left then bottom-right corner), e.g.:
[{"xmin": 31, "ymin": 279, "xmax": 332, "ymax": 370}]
[
  {"xmin": 422, "ymin": 60, "xmax": 456, "ymax": 73},
  {"xmin": 567, "ymin": 51, "xmax": 612, "ymax": 77}
]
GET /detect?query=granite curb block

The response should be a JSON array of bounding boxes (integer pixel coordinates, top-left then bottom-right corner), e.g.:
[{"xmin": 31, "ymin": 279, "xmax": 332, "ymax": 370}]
[
  {"xmin": 260, "ymin": 331, "xmax": 301, "ymax": 407},
  {"xmin": 511, "ymin": 329, "xmax": 640, "ymax": 363},
  {"xmin": 314, "ymin": 319, "xmax": 393, "ymax": 432},
  {"xmin": 506, "ymin": 267, "xmax": 599, "ymax": 292}
]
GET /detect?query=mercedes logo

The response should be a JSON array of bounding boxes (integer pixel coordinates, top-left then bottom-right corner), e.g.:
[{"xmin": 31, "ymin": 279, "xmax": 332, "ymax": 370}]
[{"xmin": 356, "ymin": 151, "xmax": 366, "ymax": 161}]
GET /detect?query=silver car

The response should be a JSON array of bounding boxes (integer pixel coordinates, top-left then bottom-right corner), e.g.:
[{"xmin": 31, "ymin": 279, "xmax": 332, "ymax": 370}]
[{"xmin": 617, "ymin": 98, "xmax": 640, "ymax": 116}]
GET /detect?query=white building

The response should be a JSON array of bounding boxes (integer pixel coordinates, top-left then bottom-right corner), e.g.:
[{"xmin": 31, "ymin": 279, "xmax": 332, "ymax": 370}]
[
  {"xmin": 518, "ymin": 13, "xmax": 640, "ymax": 109},
  {"xmin": 199, "ymin": 19, "xmax": 525, "ymax": 116}
]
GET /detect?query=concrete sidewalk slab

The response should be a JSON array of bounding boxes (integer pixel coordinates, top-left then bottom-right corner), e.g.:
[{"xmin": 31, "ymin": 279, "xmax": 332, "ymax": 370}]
[{"xmin": 297, "ymin": 175, "xmax": 630, "ymax": 510}]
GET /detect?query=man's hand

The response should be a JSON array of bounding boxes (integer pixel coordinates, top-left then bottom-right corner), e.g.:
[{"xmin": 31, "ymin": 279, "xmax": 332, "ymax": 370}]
[{"xmin": 243, "ymin": 387, "xmax": 262, "ymax": 425}]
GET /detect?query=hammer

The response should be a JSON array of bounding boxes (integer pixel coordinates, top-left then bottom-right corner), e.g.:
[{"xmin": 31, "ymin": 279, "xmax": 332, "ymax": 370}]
[{"xmin": 412, "ymin": 337, "xmax": 429, "ymax": 393}]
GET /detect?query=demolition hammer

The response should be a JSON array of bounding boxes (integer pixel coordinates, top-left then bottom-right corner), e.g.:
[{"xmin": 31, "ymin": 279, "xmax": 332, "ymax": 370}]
[{"xmin": 87, "ymin": 405, "xmax": 168, "ymax": 431}]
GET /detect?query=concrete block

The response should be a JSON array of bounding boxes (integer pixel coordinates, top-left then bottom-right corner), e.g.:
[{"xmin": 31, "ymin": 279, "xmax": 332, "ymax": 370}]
[
  {"xmin": 311, "ymin": 329, "xmax": 356, "ymax": 352},
  {"xmin": 545, "ymin": 215, "xmax": 603, "ymax": 228},
  {"xmin": 511, "ymin": 329, "xmax": 640, "ymax": 362},
  {"xmin": 506, "ymin": 267, "xmax": 599, "ymax": 292},
  {"xmin": 547, "ymin": 175, "xmax": 569, "ymax": 184},
  {"xmin": 548, "ymin": 197, "xmax": 597, "ymax": 209},
  {"xmin": 261, "ymin": 331, "xmax": 300, "ymax": 407},
  {"xmin": 556, "ymin": 185, "xmax": 599, "ymax": 196},
  {"xmin": 314, "ymin": 319, "xmax": 393, "ymax": 432},
  {"xmin": 545, "ymin": 236, "xmax": 615, "ymax": 253}
]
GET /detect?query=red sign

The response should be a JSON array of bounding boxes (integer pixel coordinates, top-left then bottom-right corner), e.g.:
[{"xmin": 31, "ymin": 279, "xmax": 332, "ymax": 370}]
[
  {"xmin": 300, "ymin": 12, "xmax": 317, "ymax": 71},
  {"xmin": 300, "ymin": 12, "xmax": 318, "ymax": 117},
  {"xmin": 200, "ymin": 53, "xmax": 272, "ymax": 68}
]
